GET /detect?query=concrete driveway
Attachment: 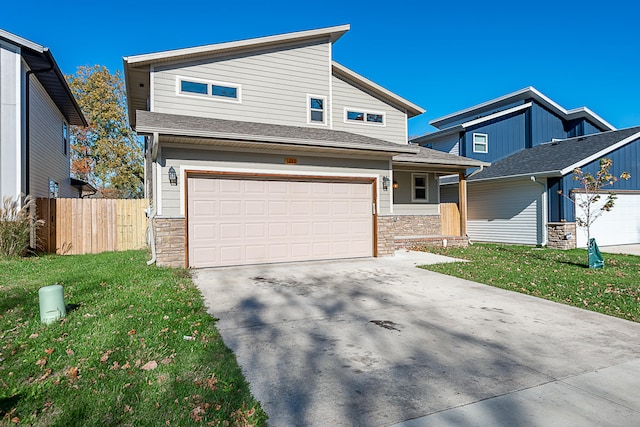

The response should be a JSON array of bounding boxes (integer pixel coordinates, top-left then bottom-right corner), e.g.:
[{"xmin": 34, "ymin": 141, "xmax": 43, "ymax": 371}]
[
  {"xmin": 600, "ymin": 244, "xmax": 640, "ymax": 256},
  {"xmin": 193, "ymin": 251, "xmax": 640, "ymax": 426}
]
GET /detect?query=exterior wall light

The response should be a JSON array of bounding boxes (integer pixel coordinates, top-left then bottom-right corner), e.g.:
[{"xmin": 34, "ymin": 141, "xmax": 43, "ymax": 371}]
[
  {"xmin": 168, "ymin": 166, "xmax": 178, "ymax": 186},
  {"xmin": 382, "ymin": 176, "xmax": 390, "ymax": 191},
  {"xmin": 393, "ymin": 181, "xmax": 399, "ymax": 189}
]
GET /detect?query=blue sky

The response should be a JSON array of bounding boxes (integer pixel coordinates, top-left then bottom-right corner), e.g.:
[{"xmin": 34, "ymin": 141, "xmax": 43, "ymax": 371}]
[{"xmin": 3, "ymin": 0, "xmax": 639, "ymax": 137}]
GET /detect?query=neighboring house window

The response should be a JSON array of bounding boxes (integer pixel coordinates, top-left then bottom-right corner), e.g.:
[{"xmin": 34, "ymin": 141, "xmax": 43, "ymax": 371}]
[
  {"xmin": 412, "ymin": 174, "xmax": 428, "ymax": 202},
  {"xmin": 344, "ymin": 108, "xmax": 385, "ymax": 126},
  {"xmin": 49, "ymin": 180, "xmax": 59, "ymax": 198},
  {"xmin": 177, "ymin": 77, "xmax": 241, "ymax": 102},
  {"xmin": 62, "ymin": 122, "xmax": 68, "ymax": 155},
  {"xmin": 473, "ymin": 133, "xmax": 488, "ymax": 153},
  {"xmin": 307, "ymin": 95, "xmax": 326, "ymax": 125}
]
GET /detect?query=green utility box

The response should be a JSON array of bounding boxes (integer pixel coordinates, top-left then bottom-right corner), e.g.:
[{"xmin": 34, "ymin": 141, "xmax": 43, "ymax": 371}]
[
  {"xmin": 38, "ymin": 284, "xmax": 66, "ymax": 324},
  {"xmin": 588, "ymin": 238, "xmax": 604, "ymax": 269}
]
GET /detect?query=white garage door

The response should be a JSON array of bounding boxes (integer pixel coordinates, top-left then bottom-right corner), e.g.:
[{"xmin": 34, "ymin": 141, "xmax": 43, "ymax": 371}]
[
  {"xmin": 576, "ymin": 193, "xmax": 640, "ymax": 248},
  {"xmin": 467, "ymin": 179, "xmax": 544, "ymax": 245},
  {"xmin": 187, "ymin": 176, "xmax": 374, "ymax": 268}
]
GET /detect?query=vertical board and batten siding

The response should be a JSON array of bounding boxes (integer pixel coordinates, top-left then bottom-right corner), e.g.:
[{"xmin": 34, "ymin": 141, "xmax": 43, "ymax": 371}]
[
  {"xmin": 37, "ymin": 198, "xmax": 148, "ymax": 255},
  {"xmin": 331, "ymin": 75, "xmax": 407, "ymax": 145},
  {"xmin": 462, "ymin": 110, "xmax": 526, "ymax": 161},
  {"xmin": 159, "ymin": 146, "xmax": 392, "ymax": 217},
  {"xmin": 433, "ymin": 100, "xmax": 525, "ymax": 129},
  {"xmin": 467, "ymin": 179, "xmax": 544, "ymax": 245},
  {"xmin": 153, "ymin": 39, "xmax": 331, "ymax": 127},
  {"xmin": 583, "ymin": 120, "xmax": 604, "ymax": 135},
  {"xmin": 28, "ymin": 76, "xmax": 74, "ymax": 198},
  {"xmin": 0, "ymin": 41, "xmax": 21, "ymax": 201},
  {"xmin": 560, "ymin": 139, "xmax": 640, "ymax": 222},
  {"xmin": 530, "ymin": 103, "xmax": 567, "ymax": 146}
]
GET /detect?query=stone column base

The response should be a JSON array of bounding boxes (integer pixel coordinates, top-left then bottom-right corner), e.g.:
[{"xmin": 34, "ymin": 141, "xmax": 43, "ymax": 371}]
[{"xmin": 547, "ymin": 222, "xmax": 576, "ymax": 250}]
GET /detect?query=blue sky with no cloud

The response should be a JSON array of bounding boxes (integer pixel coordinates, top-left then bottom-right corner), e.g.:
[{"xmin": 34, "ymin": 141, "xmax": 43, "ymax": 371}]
[{"xmin": 3, "ymin": 0, "xmax": 639, "ymax": 137}]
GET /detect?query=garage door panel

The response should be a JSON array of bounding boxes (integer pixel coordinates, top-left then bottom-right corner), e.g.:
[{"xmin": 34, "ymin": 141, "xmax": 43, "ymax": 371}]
[
  {"xmin": 188, "ymin": 177, "xmax": 374, "ymax": 268},
  {"xmin": 576, "ymin": 194, "xmax": 640, "ymax": 247}
]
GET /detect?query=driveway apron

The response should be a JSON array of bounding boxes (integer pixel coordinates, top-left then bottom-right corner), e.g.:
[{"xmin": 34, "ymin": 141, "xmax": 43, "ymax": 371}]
[{"xmin": 193, "ymin": 251, "xmax": 640, "ymax": 427}]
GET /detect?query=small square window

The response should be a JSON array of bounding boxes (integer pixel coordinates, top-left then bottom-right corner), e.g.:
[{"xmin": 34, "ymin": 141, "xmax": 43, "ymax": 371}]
[
  {"xmin": 367, "ymin": 113, "xmax": 383, "ymax": 123},
  {"xmin": 49, "ymin": 180, "xmax": 59, "ymax": 198},
  {"xmin": 345, "ymin": 108, "xmax": 384, "ymax": 125},
  {"xmin": 473, "ymin": 133, "xmax": 488, "ymax": 153},
  {"xmin": 347, "ymin": 111, "xmax": 365, "ymax": 121},
  {"xmin": 211, "ymin": 84, "xmax": 238, "ymax": 99}
]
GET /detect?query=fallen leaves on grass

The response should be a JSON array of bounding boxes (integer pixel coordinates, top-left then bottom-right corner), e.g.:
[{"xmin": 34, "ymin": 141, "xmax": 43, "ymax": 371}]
[
  {"xmin": 100, "ymin": 350, "xmax": 113, "ymax": 363},
  {"xmin": 140, "ymin": 361, "xmax": 157, "ymax": 371},
  {"xmin": 66, "ymin": 367, "xmax": 79, "ymax": 382}
]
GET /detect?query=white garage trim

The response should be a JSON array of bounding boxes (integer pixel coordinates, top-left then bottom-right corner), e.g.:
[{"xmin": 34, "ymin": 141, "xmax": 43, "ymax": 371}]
[
  {"xmin": 178, "ymin": 165, "xmax": 384, "ymax": 216},
  {"xmin": 575, "ymin": 191, "xmax": 640, "ymax": 248},
  {"xmin": 185, "ymin": 171, "xmax": 378, "ymax": 268}
]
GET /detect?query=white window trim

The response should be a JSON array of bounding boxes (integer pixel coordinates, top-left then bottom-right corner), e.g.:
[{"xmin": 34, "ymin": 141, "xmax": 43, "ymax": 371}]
[
  {"xmin": 411, "ymin": 173, "xmax": 429, "ymax": 203},
  {"xmin": 307, "ymin": 94, "xmax": 327, "ymax": 126},
  {"xmin": 175, "ymin": 75, "xmax": 242, "ymax": 103},
  {"xmin": 472, "ymin": 133, "xmax": 488, "ymax": 153},
  {"xmin": 343, "ymin": 107, "xmax": 386, "ymax": 127}
]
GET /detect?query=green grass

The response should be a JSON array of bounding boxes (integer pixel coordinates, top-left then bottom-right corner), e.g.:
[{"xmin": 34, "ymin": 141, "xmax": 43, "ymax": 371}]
[
  {"xmin": 419, "ymin": 244, "xmax": 640, "ymax": 322},
  {"xmin": 0, "ymin": 250, "xmax": 266, "ymax": 426}
]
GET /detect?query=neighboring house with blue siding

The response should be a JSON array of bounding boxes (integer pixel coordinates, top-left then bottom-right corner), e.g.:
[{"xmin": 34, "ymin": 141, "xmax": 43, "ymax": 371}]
[
  {"xmin": 0, "ymin": 29, "xmax": 88, "ymax": 202},
  {"xmin": 124, "ymin": 25, "xmax": 485, "ymax": 268},
  {"xmin": 412, "ymin": 87, "xmax": 640, "ymax": 248}
]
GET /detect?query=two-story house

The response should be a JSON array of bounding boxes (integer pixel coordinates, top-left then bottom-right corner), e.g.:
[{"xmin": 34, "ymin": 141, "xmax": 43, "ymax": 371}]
[
  {"xmin": 412, "ymin": 87, "xmax": 640, "ymax": 248},
  {"xmin": 124, "ymin": 25, "xmax": 485, "ymax": 268},
  {"xmin": 0, "ymin": 29, "xmax": 88, "ymax": 203}
]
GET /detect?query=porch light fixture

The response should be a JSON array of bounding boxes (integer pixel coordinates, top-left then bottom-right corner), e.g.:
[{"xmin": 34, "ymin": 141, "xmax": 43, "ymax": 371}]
[
  {"xmin": 168, "ymin": 166, "xmax": 178, "ymax": 186},
  {"xmin": 382, "ymin": 176, "xmax": 390, "ymax": 191},
  {"xmin": 393, "ymin": 181, "xmax": 399, "ymax": 189}
]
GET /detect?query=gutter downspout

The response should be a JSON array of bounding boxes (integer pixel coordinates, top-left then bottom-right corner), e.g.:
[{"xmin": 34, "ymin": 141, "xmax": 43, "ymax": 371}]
[
  {"xmin": 146, "ymin": 133, "xmax": 159, "ymax": 265},
  {"xmin": 530, "ymin": 176, "xmax": 548, "ymax": 246}
]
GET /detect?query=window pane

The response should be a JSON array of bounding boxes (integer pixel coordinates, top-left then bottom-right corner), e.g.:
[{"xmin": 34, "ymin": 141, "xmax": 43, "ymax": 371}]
[
  {"xmin": 367, "ymin": 113, "xmax": 383, "ymax": 123},
  {"xmin": 311, "ymin": 110, "xmax": 324, "ymax": 122},
  {"xmin": 415, "ymin": 188, "xmax": 426, "ymax": 199},
  {"xmin": 181, "ymin": 80, "xmax": 208, "ymax": 94},
  {"xmin": 415, "ymin": 176, "xmax": 425, "ymax": 187},
  {"xmin": 310, "ymin": 98, "xmax": 323, "ymax": 110},
  {"xmin": 347, "ymin": 111, "xmax": 364, "ymax": 121},
  {"xmin": 212, "ymin": 85, "xmax": 237, "ymax": 98}
]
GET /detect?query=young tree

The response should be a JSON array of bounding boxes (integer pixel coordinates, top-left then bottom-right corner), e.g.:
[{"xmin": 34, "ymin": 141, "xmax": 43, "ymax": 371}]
[
  {"xmin": 562, "ymin": 158, "xmax": 630, "ymax": 248},
  {"xmin": 66, "ymin": 65, "xmax": 143, "ymax": 198}
]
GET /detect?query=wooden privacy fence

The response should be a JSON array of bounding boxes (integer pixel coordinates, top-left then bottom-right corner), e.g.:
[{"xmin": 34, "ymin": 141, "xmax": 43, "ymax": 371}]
[
  {"xmin": 36, "ymin": 198, "xmax": 148, "ymax": 255},
  {"xmin": 440, "ymin": 202, "xmax": 461, "ymax": 236}
]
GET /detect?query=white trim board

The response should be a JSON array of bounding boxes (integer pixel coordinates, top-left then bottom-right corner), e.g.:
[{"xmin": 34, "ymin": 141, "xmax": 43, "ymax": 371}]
[{"xmin": 560, "ymin": 131, "xmax": 640, "ymax": 175}]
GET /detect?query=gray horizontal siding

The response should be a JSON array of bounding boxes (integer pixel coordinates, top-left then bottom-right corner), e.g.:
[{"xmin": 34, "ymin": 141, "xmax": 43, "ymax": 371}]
[
  {"xmin": 158, "ymin": 144, "xmax": 391, "ymax": 217},
  {"xmin": 29, "ymin": 76, "xmax": 74, "ymax": 198},
  {"xmin": 153, "ymin": 39, "xmax": 331, "ymax": 127},
  {"xmin": 467, "ymin": 179, "xmax": 543, "ymax": 245},
  {"xmin": 331, "ymin": 75, "xmax": 407, "ymax": 145}
]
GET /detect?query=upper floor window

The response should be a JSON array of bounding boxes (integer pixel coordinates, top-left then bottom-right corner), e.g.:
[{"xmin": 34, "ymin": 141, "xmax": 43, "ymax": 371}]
[
  {"xmin": 473, "ymin": 133, "xmax": 488, "ymax": 153},
  {"xmin": 177, "ymin": 77, "xmax": 241, "ymax": 102},
  {"xmin": 412, "ymin": 173, "xmax": 428, "ymax": 202},
  {"xmin": 307, "ymin": 95, "xmax": 326, "ymax": 125},
  {"xmin": 62, "ymin": 122, "xmax": 68, "ymax": 155},
  {"xmin": 344, "ymin": 108, "xmax": 385, "ymax": 126}
]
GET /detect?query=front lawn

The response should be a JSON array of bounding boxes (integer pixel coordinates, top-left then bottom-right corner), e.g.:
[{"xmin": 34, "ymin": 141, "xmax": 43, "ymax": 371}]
[
  {"xmin": 419, "ymin": 244, "xmax": 640, "ymax": 322},
  {"xmin": 0, "ymin": 250, "xmax": 266, "ymax": 426}
]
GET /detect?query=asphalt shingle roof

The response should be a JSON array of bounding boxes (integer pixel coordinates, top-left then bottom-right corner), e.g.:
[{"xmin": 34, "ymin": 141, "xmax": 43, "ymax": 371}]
[
  {"xmin": 393, "ymin": 146, "xmax": 488, "ymax": 167},
  {"xmin": 470, "ymin": 127, "xmax": 640, "ymax": 181}
]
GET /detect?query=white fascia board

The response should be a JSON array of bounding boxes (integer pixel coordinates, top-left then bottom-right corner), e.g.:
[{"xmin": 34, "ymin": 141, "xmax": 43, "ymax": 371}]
[
  {"xmin": 332, "ymin": 61, "xmax": 425, "ymax": 117},
  {"xmin": 0, "ymin": 29, "xmax": 45, "ymax": 53},
  {"xmin": 124, "ymin": 25, "xmax": 350, "ymax": 66},
  {"xmin": 461, "ymin": 102, "xmax": 532, "ymax": 129},
  {"xmin": 565, "ymin": 107, "xmax": 616, "ymax": 131},
  {"xmin": 470, "ymin": 171, "xmax": 563, "ymax": 183},
  {"xmin": 559, "ymin": 131, "xmax": 640, "ymax": 175}
]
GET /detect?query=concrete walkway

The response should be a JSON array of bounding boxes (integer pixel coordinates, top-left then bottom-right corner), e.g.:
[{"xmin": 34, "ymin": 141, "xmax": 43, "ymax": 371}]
[
  {"xmin": 193, "ymin": 251, "xmax": 640, "ymax": 426},
  {"xmin": 600, "ymin": 244, "xmax": 640, "ymax": 256}
]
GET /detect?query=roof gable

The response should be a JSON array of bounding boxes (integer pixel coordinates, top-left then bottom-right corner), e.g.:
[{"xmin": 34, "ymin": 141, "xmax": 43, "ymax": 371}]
[
  {"xmin": 0, "ymin": 29, "xmax": 86, "ymax": 126},
  {"xmin": 429, "ymin": 87, "xmax": 614, "ymax": 132}
]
